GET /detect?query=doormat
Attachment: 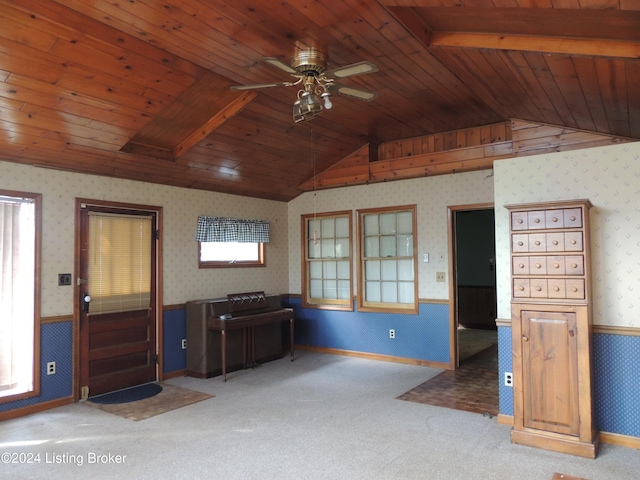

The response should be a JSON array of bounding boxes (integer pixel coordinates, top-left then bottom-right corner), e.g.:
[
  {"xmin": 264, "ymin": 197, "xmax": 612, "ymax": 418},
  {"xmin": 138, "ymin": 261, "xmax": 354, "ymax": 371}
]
[
  {"xmin": 89, "ymin": 383, "xmax": 163, "ymax": 405},
  {"xmin": 84, "ymin": 383, "xmax": 213, "ymax": 421},
  {"xmin": 397, "ymin": 345, "xmax": 498, "ymax": 417}
]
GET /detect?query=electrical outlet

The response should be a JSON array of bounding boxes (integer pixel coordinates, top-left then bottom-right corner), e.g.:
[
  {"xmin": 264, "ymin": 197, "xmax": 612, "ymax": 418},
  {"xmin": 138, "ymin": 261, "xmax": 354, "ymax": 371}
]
[
  {"xmin": 504, "ymin": 372, "xmax": 513, "ymax": 387},
  {"xmin": 58, "ymin": 273, "xmax": 72, "ymax": 286},
  {"xmin": 389, "ymin": 329, "xmax": 395, "ymax": 339},
  {"xmin": 436, "ymin": 272, "xmax": 446, "ymax": 282},
  {"xmin": 47, "ymin": 361, "xmax": 56, "ymax": 375},
  {"xmin": 181, "ymin": 339, "xmax": 187, "ymax": 350}
]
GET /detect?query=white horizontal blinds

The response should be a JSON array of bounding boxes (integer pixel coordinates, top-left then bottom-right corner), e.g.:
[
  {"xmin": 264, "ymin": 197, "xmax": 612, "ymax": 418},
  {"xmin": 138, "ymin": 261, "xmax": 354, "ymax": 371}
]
[
  {"xmin": 0, "ymin": 197, "xmax": 35, "ymax": 397},
  {"xmin": 363, "ymin": 209, "xmax": 415, "ymax": 305},
  {"xmin": 88, "ymin": 213, "xmax": 152, "ymax": 315}
]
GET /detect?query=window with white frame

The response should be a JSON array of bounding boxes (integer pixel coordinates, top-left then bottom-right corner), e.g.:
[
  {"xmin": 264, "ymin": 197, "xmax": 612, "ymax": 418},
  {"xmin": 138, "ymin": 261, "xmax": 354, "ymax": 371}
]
[
  {"xmin": 0, "ymin": 191, "xmax": 41, "ymax": 402},
  {"xmin": 302, "ymin": 211, "xmax": 353, "ymax": 310},
  {"xmin": 357, "ymin": 205, "xmax": 418, "ymax": 313}
]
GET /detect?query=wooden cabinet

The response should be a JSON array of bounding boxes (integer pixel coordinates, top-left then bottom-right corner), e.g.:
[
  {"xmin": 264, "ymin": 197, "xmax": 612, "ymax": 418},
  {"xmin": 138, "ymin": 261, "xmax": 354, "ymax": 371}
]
[{"xmin": 507, "ymin": 200, "xmax": 598, "ymax": 458}]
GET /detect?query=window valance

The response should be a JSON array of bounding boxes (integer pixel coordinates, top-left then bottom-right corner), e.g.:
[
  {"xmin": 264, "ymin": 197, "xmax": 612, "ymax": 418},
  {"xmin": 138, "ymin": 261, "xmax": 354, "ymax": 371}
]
[{"xmin": 196, "ymin": 216, "xmax": 270, "ymax": 243}]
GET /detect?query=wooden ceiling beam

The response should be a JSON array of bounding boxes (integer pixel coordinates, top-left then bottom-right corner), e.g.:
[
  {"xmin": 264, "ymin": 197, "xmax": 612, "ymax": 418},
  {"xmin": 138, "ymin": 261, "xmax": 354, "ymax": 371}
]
[
  {"xmin": 430, "ymin": 32, "xmax": 640, "ymax": 60},
  {"xmin": 173, "ymin": 90, "xmax": 256, "ymax": 158},
  {"xmin": 120, "ymin": 71, "xmax": 258, "ymax": 160}
]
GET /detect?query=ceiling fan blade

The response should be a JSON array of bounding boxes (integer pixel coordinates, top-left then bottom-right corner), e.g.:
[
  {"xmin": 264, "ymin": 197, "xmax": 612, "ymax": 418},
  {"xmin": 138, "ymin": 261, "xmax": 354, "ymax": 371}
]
[
  {"xmin": 326, "ymin": 61, "xmax": 378, "ymax": 79},
  {"xmin": 230, "ymin": 82, "xmax": 291, "ymax": 91},
  {"xmin": 328, "ymin": 83, "xmax": 378, "ymax": 101},
  {"xmin": 263, "ymin": 57, "xmax": 297, "ymax": 74}
]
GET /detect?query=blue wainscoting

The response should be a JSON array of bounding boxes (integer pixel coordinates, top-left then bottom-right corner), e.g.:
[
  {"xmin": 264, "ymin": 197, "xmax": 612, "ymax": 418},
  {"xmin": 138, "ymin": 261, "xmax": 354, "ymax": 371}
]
[
  {"xmin": 162, "ymin": 308, "xmax": 187, "ymax": 374},
  {"xmin": 497, "ymin": 326, "xmax": 514, "ymax": 417},
  {"xmin": 283, "ymin": 297, "xmax": 450, "ymax": 364},
  {"xmin": 497, "ymin": 327, "xmax": 640, "ymax": 439},
  {"xmin": 593, "ymin": 333, "xmax": 640, "ymax": 438},
  {"xmin": 160, "ymin": 298, "xmax": 451, "ymax": 375},
  {"xmin": 0, "ymin": 321, "xmax": 73, "ymax": 413}
]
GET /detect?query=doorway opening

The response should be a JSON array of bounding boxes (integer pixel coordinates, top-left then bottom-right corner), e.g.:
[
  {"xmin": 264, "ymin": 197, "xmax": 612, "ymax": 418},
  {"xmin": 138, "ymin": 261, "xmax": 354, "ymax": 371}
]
[
  {"xmin": 454, "ymin": 207, "xmax": 497, "ymax": 368},
  {"xmin": 444, "ymin": 204, "xmax": 498, "ymax": 415}
]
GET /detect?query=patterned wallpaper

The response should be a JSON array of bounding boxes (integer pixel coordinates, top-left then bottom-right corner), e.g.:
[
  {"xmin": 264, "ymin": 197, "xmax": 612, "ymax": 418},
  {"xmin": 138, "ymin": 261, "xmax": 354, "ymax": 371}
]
[
  {"xmin": 493, "ymin": 142, "xmax": 640, "ymax": 328},
  {"xmin": 287, "ymin": 171, "xmax": 495, "ymax": 300},
  {"xmin": 9, "ymin": 140, "xmax": 636, "ymax": 324},
  {"xmin": 0, "ymin": 161, "xmax": 289, "ymax": 316}
]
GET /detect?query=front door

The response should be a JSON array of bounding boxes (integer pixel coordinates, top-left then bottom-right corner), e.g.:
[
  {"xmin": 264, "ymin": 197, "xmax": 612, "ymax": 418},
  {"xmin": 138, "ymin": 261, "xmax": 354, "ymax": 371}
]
[{"xmin": 78, "ymin": 201, "xmax": 158, "ymax": 398}]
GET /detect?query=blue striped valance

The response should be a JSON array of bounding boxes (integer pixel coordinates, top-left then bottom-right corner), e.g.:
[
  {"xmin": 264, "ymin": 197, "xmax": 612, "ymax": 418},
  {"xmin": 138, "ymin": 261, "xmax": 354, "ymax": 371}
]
[{"xmin": 196, "ymin": 216, "xmax": 270, "ymax": 243}]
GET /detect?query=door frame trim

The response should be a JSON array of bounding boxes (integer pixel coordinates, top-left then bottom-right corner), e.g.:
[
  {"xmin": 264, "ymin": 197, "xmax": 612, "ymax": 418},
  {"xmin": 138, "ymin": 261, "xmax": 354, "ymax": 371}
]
[
  {"xmin": 74, "ymin": 198, "xmax": 163, "ymax": 401},
  {"xmin": 446, "ymin": 202, "xmax": 494, "ymax": 370}
]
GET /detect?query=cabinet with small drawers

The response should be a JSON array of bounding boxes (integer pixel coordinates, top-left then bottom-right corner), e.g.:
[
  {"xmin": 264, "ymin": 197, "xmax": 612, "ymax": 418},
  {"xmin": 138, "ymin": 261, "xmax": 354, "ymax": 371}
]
[
  {"xmin": 506, "ymin": 199, "xmax": 598, "ymax": 458},
  {"xmin": 509, "ymin": 202, "xmax": 589, "ymax": 304}
]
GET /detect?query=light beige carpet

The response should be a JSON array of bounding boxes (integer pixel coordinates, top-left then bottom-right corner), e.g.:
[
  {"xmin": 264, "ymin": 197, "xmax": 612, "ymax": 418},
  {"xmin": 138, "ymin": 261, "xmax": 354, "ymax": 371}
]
[{"xmin": 84, "ymin": 383, "xmax": 213, "ymax": 421}]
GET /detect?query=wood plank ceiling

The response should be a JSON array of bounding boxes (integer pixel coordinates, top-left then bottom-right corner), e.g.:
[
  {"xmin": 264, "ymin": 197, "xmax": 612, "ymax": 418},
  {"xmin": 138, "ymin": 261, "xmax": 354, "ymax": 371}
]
[{"xmin": 0, "ymin": 0, "xmax": 638, "ymax": 201}]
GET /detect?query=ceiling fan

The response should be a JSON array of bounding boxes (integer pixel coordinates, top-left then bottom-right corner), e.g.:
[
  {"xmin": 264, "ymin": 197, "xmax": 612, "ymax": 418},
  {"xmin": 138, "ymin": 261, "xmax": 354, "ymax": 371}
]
[{"xmin": 230, "ymin": 49, "xmax": 378, "ymax": 123}]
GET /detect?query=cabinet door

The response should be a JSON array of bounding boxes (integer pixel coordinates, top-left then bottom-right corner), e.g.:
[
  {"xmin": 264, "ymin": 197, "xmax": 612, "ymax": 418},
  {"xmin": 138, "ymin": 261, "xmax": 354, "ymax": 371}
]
[{"xmin": 521, "ymin": 310, "xmax": 579, "ymax": 436}]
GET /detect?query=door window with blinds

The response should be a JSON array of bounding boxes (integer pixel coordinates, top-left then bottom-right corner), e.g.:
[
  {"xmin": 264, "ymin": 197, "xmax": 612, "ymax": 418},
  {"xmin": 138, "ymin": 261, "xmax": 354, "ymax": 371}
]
[
  {"xmin": 88, "ymin": 213, "xmax": 152, "ymax": 315},
  {"xmin": 357, "ymin": 205, "xmax": 418, "ymax": 313},
  {"xmin": 0, "ymin": 191, "xmax": 41, "ymax": 402},
  {"xmin": 302, "ymin": 211, "xmax": 353, "ymax": 310}
]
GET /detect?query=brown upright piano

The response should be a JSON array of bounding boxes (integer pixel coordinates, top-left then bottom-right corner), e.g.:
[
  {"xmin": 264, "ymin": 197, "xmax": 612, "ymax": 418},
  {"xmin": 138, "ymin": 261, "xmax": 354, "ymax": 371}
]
[{"xmin": 186, "ymin": 292, "xmax": 294, "ymax": 381}]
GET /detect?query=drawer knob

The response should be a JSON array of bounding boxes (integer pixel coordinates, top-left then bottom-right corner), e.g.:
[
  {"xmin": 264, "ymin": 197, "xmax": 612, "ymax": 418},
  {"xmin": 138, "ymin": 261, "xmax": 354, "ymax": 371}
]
[
  {"xmin": 517, "ymin": 219, "xmax": 523, "ymax": 224},
  {"xmin": 553, "ymin": 286, "xmax": 560, "ymax": 292},
  {"xmin": 572, "ymin": 263, "xmax": 578, "ymax": 269},
  {"xmin": 570, "ymin": 239, "xmax": 576, "ymax": 245},
  {"xmin": 522, "ymin": 335, "xmax": 529, "ymax": 342},
  {"xmin": 535, "ymin": 241, "xmax": 541, "ymax": 246},
  {"xmin": 535, "ymin": 286, "xmax": 542, "ymax": 291},
  {"xmin": 519, "ymin": 286, "xmax": 525, "ymax": 291},
  {"xmin": 519, "ymin": 263, "xmax": 525, "ymax": 269},
  {"xmin": 535, "ymin": 263, "xmax": 541, "ymax": 269},
  {"xmin": 552, "ymin": 217, "xmax": 558, "ymax": 222},
  {"xmin": 554, "ymin": 263, "xmax": 560, "ymax": 269},
  {"xmin": 572, "ymin": 287, "xmax": 578, "ymax": 292},
  {"xmin": 534, "ymin": 218, "xmax": 541, "ymax": 223},
  {"xmin": 552, "ymin": 240, "xmax": 559, "ymax": 245},
  {"xmin": 570, "ymin": 216, "xmax": 576, "ymax": 221},
  {"xmin": 518, "ymin": 241, "xmax": 524, "ymax": 246}
]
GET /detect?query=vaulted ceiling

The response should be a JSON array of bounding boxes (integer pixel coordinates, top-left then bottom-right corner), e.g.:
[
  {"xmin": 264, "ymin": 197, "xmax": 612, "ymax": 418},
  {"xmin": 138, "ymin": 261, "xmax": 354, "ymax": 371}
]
[{"xmin": 1, "ymin": 1, "xmax": 638, "ymax": 201}]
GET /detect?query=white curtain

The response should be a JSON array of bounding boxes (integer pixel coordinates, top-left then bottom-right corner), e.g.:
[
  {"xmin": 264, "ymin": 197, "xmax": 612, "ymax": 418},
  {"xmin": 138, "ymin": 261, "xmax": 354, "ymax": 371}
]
[{"xmin": 0, "ymin": 198, "xmax": 35, "ymax": 397}]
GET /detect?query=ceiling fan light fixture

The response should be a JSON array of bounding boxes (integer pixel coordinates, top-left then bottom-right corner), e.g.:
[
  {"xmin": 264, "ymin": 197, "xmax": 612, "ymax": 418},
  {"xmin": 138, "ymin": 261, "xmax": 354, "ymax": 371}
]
[
  {"xmin": 236, "ymin": 49, "xmax": 378, "ymax": 123},
  {"xmin": 292, "ymin": 99, "xmax": 304, "ymax": 123},
  {"xmin": 321, "ymin": 92, "xmax": 333, "ymax": 110},
  {"xmin": 297, "ymin": 91, "xmax": 322, "ymax": 120}
]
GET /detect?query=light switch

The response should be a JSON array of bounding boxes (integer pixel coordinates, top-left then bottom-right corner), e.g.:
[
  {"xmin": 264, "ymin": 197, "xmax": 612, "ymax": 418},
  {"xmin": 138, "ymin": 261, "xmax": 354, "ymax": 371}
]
[{"xmin": 423, "ymin": 253, "xmax": 429, "ymax": 263}]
